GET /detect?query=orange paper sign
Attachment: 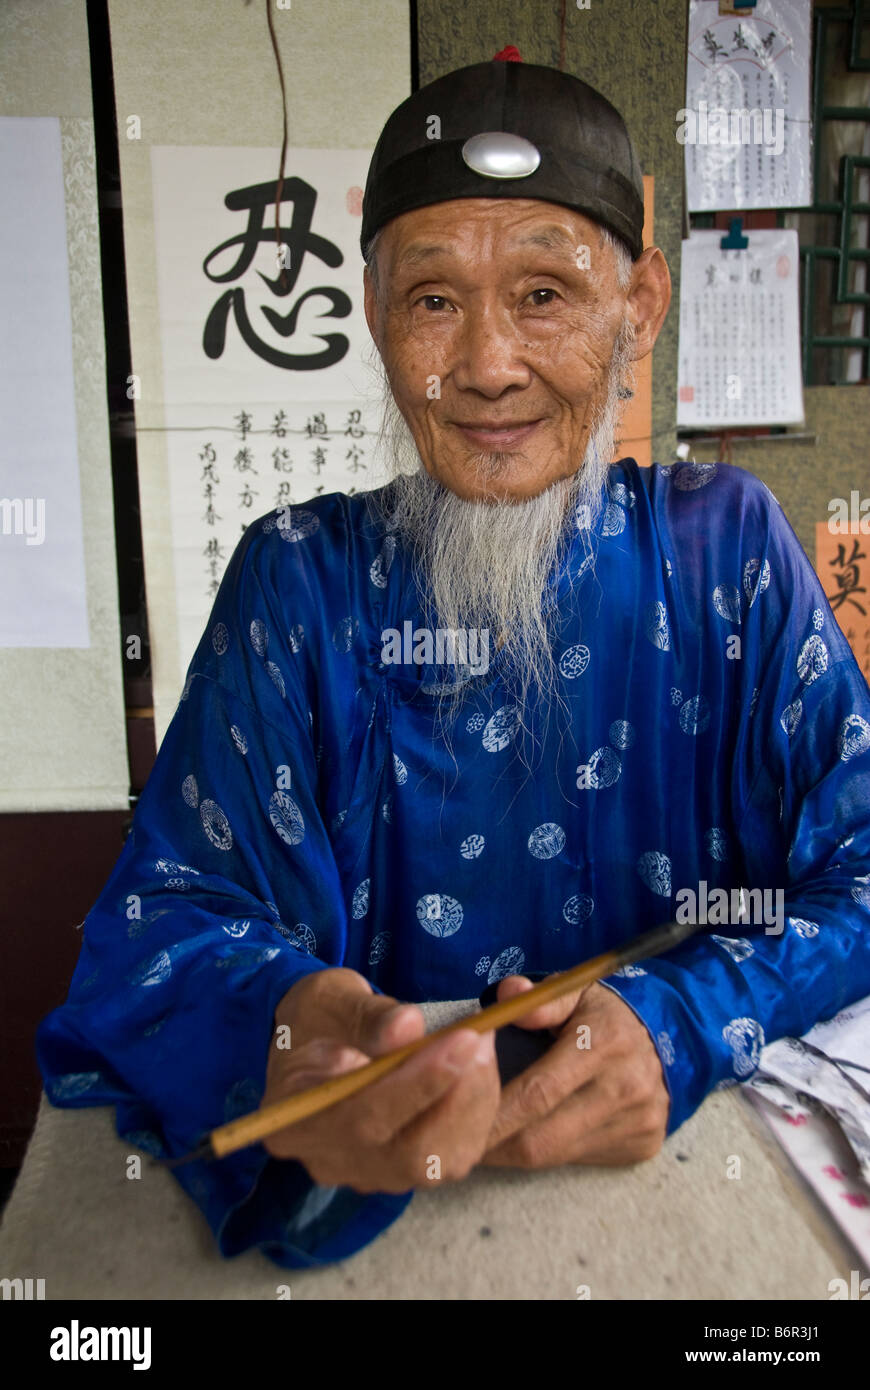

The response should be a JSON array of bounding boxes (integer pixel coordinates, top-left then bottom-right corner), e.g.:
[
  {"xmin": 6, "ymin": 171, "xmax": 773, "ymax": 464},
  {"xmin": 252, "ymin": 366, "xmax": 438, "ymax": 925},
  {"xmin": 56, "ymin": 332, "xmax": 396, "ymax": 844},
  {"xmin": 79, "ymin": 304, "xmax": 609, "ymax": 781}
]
[{"xmin": 815, "ymin": 522, "xmax": 870, "ymax": 687}]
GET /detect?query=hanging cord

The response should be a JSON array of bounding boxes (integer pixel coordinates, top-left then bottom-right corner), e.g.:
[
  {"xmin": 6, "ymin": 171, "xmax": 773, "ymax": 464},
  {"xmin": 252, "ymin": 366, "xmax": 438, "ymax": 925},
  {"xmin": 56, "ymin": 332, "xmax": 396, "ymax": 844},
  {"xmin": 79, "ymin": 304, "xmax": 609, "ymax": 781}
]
[{"xmin": 246, "ymin": 0, "xmax": 291, "ymax": 293}]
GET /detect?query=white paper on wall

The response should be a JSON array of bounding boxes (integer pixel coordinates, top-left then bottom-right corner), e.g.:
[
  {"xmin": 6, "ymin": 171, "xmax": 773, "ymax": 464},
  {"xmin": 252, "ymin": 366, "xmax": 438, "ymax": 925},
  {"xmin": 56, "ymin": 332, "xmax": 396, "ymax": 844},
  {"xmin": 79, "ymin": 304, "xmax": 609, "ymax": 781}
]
[
  {"xmin": 677, "ymin": 228, "xmax": 804, "ymax": 428},
  {"xmin": 0, "ymin": 116, "xmax": 90, "ymax": 648},
  {"xmin": 683, "ymin": 0, "xmax": 812, "ymax": 212}
]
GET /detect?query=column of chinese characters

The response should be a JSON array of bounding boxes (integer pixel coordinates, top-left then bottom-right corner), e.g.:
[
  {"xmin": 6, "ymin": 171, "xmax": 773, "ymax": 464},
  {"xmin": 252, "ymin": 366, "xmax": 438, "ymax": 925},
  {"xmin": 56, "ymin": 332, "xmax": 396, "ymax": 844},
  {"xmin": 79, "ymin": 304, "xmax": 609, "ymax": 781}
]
[
  {"xmin": 826, "ymin": 538, "xmax": 870, "ymax": 686},
  {"xmin": 200, "ymin": 442, "xmax": 224, "ymax": 598}
]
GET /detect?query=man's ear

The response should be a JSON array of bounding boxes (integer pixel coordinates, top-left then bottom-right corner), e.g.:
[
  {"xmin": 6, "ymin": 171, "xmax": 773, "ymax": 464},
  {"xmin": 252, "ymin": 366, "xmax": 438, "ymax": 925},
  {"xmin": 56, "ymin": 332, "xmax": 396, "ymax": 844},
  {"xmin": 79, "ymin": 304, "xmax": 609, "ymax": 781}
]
[{"xmin": 626, "ymin": 247, "xmax": 672, "ymax": 362}]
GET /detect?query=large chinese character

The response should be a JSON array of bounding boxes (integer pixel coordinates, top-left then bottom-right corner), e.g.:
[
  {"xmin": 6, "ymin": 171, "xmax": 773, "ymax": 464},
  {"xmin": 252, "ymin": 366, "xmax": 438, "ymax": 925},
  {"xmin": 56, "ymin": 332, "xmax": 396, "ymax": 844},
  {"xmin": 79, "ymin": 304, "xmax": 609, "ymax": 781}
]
[
  {"xmin": 202, "ymin": 179, "xmax": 352, "ymax": 369},
  {"xmin": 828, "ymin": 539, "xmax": 867, "ymax": 617}
]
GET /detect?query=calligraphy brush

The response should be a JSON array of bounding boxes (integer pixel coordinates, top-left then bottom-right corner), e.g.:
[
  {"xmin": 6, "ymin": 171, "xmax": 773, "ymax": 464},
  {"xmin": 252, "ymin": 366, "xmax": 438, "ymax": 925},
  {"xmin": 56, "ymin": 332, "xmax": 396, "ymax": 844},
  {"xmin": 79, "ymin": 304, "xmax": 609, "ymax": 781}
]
[{"xmin": 164, "ymin": 917, "xmax": 698, "ymax": 1168}]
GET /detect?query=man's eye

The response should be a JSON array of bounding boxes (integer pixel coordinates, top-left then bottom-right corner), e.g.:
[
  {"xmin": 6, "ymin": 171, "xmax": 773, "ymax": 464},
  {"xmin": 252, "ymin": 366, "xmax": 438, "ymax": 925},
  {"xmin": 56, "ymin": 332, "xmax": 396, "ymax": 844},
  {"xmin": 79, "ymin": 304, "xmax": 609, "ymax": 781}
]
[
  {"xmin": 418, "ymin": 295, "xmax": 450, "ymax": 311},
  {"xmin": 528, "ymin": 287, "xmax": 559, "ymax": 306}
]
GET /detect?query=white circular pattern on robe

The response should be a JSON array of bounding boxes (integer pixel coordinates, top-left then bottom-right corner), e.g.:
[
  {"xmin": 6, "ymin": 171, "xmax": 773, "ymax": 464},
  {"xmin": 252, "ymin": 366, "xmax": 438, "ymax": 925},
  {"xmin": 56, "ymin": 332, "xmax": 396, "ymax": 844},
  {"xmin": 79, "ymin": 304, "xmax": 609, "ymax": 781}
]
[
  {"xmin": 780, "ymin": 698, "xmax": 803, "ymax": 738},
  {"xmin": 749, "ymin": 686, "xmax": 760, "ymax": 716},
  {"xmin": 200, "ymin": 798, "xmax": 233, "ymax": 851},
  {"xmin": 155, "ymin": 857, "xmax": 196, "ymax": 876},
  {"xmin": 673, "ymin": 461, "xmax": 718, "ymax": 491},
  {"xmin": 852, "ymin": 884, "xmax": 870, "ymax": 910},
  {"xmin": 223, "ymin": 920, "xmax": 250, "ymax": 938},
  {"xmin": 710, "ymin": 935, "xmax": 754, "ymax": 962},
  {"xmin": 609, "ymin": 481, "xmax": 636, "ymax": 510},
  {"xmin": 664, "ymin": 558, "xmax": 673, "ymax": 578},
  {"xmin": 368, "ymin": 931, "xmax": 392, "ymax": 965},
  {"xmin": 722, "ymin": 1016, "xmax": 765, "ymax": 1077},
  {"xmin": 230, "ymin": 724, "xmax": 248, "ymax": 754},
  {"xmin": 262, "ymin": 512, "xmax": 277, "ymax": 534},
  {"xmin": 587, "ymin": 746, "xmax": 622, "ymax": 788},
  {"xmin": 679, "ymin": 694, "xmax": 711, "ymax": 735},
  {"xmin": 488, "ymin": 946, "xmax": 525, "ymax": 984},
  {"xmin": 466, "ymin": 713, "xmax": 485, "ymax": 733},
  {"xmin": 266, "ymin": 661, "xmax": 285, "ymax": 698},
  {"xmin": 790, "ymin": 918, "xmax": 819, "ymax": 939},
  {"xmin": 644, "ymin": 600, "xmax": 670, "ymax": 651},
  {"xmin": 704, "ymin": 827, "xmax": 728, "ymax": 862},
  {"xmin": 657, "ymin": 1031, "xmax": 676, "ymax": 1066},
  {"xmin": 249, "ymin": 619, "xmax": 269, "ymax": 655},
  {"xmin": 712, "ymin": 584, "xmax": 742, "ymax": 624},
  {"xmin": 837, "ymin": 714, "xmax": 870, "ymax": 760},
  {"xmin": 482, "ymin": 705, "xmax": 520, "ymax": 752},
  {"xmin": 527, "ymin": 822, "xmax": 566, "ymax": 859},
  {"xmin": 574, "ymin": 501, "xmax": 593, "ymax": 531},
  {"xmin": 601, "ymin": 502, "xmax": 627, "ymax": 537},
  {"xmin": 135, "ymin": 950, "xmax": 172, "ymax": 987},
  {"xmin": 381, "ymin": 796, "xmax": 393, "ymax": 824},
  {"xmin": 268, "ymin": 790, "xmax": 305, "ymax": 846},
  {"xmin": 797, "ymin": 635, "xmax": 829, "ymax": 686},
  {"xmin": 637, "ymin": 850, "xmax": 671, "ymax": 897},
  {"xmin": 180, "ymin": 673, "xmax": 194, "ymax": 701},
  {"xmin": 670, "ymin": 686, "xmax": 682, "ymax": 705},
  {"xmin": 181, "ymin": 774, "xmax": 199, "ymax": 808},
  {"xmin": 393, "ymin": 754, "xmax": 408, "ymax": 785},
  {"xmin": 812, "ymin": 607, "xmax": 824, "ymax": 631},
  {"xmin": 562, "ymin": 893, "xmax": 594, "ymax": 925},
  {"xmin": 460, "ymin": 833, "xmax": 485, "ymax": 859},
  {"xmin": 416, "ymin": 893, "xmax": 463, "ymax": 937},
  {"xmin": 288, "ymin": 624, "xmax": 305, "ymax": 653},
  {"xmin": 351, "ymin": 878, "xmax": 370, "ymax": 918},
  {"xmin": 369, "ymin": 535, "xmax": 396, "ymax": 589},
  {"xmin": 558, "ymin": 644, "xmax": 591, "ymax": 679},
  {"xmin": 289, "ymin": 923, "xmax": 317, "ymax": 954},
  {"xmin": 742, "ymin": 558, "xmax": 771, "ymax": 606},
  {"xmin": 50, "ymin": 1071, "xmax": 102, "ymax": 1101},
  {"xmin": 165, "ymin": 877, "xmax": 189, "ymax": 890},
  {"xmin": 211, "ymin": 622, "xmax": 230, "ymax": 655},
  {"xmin": 331, "ymin": 809, "xmax": 347, "ymax": 832},
  {"xmin": 608, "ymin": 719, "xmax": 636, "ymax": 750},
  {"xmin": 475, "ymin": 955, "xmax": 491, "ymax": 976},
  {"xmin": 277, "ymin": 507, "xmax": 319, "ymax": 542},
  {"xmin": 612, "ymin": 963, "xmax": 647, "ymax": 977},
  {"xmin": 332, "ymin": 616, "xmax": 358, "ymax": 653}
]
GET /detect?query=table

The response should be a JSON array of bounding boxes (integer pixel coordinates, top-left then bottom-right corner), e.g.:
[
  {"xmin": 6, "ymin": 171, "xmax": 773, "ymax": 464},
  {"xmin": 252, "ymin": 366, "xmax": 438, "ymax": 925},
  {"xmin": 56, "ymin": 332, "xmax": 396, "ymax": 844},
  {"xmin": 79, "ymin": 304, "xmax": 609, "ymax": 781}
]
[{"xmin": 0, "ymin": 999, "xmax": 860, "ymax": 1299}]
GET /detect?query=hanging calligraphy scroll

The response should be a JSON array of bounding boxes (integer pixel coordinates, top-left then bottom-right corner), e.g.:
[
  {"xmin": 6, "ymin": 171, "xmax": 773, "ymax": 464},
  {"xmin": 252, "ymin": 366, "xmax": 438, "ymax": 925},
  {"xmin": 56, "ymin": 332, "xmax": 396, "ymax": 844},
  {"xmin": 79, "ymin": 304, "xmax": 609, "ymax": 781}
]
[{"xmin": 150, "ymin": 145, "xmax": 381, "ymax": 674}]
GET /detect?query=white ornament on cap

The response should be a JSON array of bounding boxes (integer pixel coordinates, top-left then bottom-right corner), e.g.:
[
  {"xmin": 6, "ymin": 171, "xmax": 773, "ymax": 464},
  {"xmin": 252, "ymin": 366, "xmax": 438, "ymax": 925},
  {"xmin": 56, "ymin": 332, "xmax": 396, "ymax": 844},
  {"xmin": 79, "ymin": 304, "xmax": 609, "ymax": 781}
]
[{"xmin": 461, "ymin": 132, "xmax": 541, "ymax": 178}]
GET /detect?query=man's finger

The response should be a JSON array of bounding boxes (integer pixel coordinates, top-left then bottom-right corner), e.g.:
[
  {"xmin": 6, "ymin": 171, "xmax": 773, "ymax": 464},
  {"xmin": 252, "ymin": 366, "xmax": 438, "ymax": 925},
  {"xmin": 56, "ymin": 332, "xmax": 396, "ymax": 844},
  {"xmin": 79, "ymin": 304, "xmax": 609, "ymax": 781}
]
[
  {"xmin": 299, "ymin": 970, "xmax": 426, "ymax": 1056},
  {"xmin": 484, "ymin": 1026, "xmax": 595, "ymax": 1151},
  {"xmin": 482, "ymin": 1090, "xmax": 662, "ymax": 1168},
  {"xmin": 495, "ymin": 974, "xmax": 591, "ymax": 1033}
]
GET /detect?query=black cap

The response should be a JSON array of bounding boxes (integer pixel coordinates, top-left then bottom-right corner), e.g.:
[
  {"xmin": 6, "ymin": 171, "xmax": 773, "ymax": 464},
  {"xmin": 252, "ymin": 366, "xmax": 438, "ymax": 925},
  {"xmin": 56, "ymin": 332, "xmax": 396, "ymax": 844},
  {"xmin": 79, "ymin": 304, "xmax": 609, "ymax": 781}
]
[{"xmin": 360, "ymin": 58, "xmax": 644, "ymax": 263}]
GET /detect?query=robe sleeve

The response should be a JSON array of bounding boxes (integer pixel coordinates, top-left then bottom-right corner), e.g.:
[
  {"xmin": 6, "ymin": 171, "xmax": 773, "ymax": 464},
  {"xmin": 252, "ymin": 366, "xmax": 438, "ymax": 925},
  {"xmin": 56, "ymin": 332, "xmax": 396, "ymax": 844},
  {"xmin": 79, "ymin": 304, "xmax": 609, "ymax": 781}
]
[
  {"xmin": 600, "ymin": 482, "xmax": 870, "ymax": 1135},
  {"xmin": 36, "ymin": 518, "xmax": 413, "ymax": 1267}
]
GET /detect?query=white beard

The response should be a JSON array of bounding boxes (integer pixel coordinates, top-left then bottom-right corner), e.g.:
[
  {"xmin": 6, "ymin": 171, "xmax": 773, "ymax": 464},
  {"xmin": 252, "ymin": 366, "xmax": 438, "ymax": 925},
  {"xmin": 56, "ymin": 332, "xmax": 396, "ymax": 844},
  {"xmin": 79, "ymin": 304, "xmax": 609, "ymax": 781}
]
[{"xmin": 365, "ymin": 315, "xmax": 636, "ymax": 742}]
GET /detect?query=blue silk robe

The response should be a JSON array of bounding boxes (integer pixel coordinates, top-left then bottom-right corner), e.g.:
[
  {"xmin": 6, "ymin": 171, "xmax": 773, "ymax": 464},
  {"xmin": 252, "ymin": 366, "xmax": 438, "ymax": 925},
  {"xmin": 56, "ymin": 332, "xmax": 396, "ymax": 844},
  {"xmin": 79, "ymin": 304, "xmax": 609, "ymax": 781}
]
[{"xmin": 37, "ymin": 459, "xmax": 870, "ymax": 1267}]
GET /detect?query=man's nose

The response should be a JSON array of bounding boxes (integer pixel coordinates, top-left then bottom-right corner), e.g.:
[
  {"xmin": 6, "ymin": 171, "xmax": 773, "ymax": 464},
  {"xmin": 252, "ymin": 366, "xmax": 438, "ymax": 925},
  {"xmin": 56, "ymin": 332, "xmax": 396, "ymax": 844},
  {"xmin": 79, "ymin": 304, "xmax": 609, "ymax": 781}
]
[{"xmin": 451, "ymin": 304, "xmax": 531, "ymax": 397}]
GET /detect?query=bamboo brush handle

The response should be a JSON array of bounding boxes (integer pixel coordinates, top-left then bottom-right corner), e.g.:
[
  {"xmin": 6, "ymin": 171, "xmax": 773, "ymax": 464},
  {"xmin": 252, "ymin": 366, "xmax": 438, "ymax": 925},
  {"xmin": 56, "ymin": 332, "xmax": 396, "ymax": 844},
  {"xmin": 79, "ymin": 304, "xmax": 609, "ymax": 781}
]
[{"xmin": 209, "ymin": 918, "xmax": 694, "ymax": 1159}]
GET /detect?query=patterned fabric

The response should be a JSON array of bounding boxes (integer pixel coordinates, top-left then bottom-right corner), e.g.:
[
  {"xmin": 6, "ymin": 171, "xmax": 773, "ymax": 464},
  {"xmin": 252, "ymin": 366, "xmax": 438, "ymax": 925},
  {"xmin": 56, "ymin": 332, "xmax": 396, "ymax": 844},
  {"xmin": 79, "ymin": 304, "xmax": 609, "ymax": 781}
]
[{"xmin": 37, "ymin": 459, "xmax": 870, "ymax": 1267}]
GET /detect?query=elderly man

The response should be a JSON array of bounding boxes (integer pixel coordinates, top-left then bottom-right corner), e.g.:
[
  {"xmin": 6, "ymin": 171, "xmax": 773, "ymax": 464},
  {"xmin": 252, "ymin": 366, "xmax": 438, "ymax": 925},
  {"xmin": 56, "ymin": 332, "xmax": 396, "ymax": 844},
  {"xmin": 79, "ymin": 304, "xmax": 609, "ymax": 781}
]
[{"xmin": 38, "ymin": 56, "xmax": 870, "ymax": 1268}]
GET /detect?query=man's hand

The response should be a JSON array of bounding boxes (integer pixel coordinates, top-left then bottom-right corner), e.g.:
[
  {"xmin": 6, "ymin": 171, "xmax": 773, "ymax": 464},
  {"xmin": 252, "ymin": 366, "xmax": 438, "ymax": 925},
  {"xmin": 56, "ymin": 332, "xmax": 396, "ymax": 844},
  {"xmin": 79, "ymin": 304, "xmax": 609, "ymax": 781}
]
[
  {"xmin": 261, "ymin": 968, "xmax": 500, "ymax": 1194},
  {"xmin": 481, "ymin": 977, "xmax": 670, "ymax": 1168}
]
